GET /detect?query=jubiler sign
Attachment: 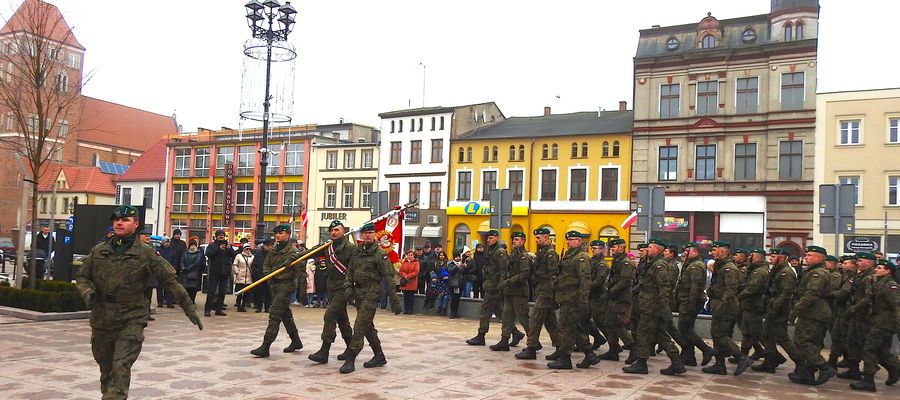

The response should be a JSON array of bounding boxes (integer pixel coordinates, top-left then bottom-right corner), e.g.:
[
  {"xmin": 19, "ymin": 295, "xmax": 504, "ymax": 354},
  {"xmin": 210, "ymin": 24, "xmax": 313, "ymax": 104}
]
[{"xmin": 224, "ymin": 163, "xmax": 235, "ymax": 225}]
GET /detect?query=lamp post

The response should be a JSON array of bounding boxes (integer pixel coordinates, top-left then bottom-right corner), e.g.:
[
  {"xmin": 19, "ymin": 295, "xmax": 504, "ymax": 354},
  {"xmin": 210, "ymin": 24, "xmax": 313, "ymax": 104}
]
[{"xmin": 244, "ymin": 0, "xmax": 297, "ymax": 242}]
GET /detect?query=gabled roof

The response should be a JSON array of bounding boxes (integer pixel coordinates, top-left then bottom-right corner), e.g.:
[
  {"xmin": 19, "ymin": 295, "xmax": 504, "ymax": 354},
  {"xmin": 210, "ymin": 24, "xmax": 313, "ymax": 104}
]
[
  {"xmin": 38, "ymin": 162, "xmax": 116, "ymax": 195},
  {"xmin": 0, "ymin": 0, "xmax": 84, "ymax": 50},
  {"xmin": 454, "ymin": 110, "xmax": 633, "ymax": 140},
  {"xmin": 378, "ymin": 102, "xmax": 501, "ymax": 119},
  {"xmin": 116, "ymin": 139, "xmax": 167, "ymax": 182},
  {"xmin": 78, "ymin": 96, "xmax": 177, "ymax": 152}
]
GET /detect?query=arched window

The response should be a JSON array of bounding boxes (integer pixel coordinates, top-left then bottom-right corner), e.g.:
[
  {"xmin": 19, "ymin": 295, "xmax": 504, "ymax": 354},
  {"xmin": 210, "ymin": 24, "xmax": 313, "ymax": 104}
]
[
  {"xmin": 410, "ymin": 118, "xmax": 415, "ymax": 131},
  {"xmin": 518, "ymin": 145, "xmax": 525, "ymax": 161},
  {"xmin": 399, "ymin": 120, "xmax": 403, "ymax": 132},
  {"xmin": 91, "ymin": 153, "xmax": 99, "ymax": 166},
  {"xmin": 581, "ymin": 142, "xmax": 588, "ymax": 158},
  {"xmin": 418, "ymin": 118, "xmax": 423, "ymax": 131},
  {"xmin": 571, "ymin": 142, "xmax": 578, "ymax": 158},
  {"xmin": 784, "ymin": 22, "xmax": 793, "ymax": 41},
  {"xmin": 701, "ymin": 34, "xmax": 716, "ymax": 48},
  {"xmin": 612, "ymin": 140, "xmax": 620, "ymax": 157},
  {"xmin": 795, "ymin": 22, "xmax": 804, "ymax": 40},
  {"xmin": 491, "ymin": 146, "xmax": 498, "ymax": 161},
  {"xmin": 466, "ymin": 147, "xmax": 472, "ymax": 162},
  {"xmin": 439, "ymin": 116, "xmax": 445, "ymax": 130},
  {"xmin": 483, "ymin": 146, "xmax": 490, "ymax": 162},
  {"xmin": 551, "ymin": 144, "xmax": 558, "ymax": 159},
  {"xmin": 458, "ymin": 147, "xmax": 465, "ymax": 162},
  {"xmin": 542, "ymin": 144, "xmax": 549, "ymax": 159},
  {"xmin": 390, "ymin": 120, "xmax": 395, "ymax": 133},
  {"xmin": 509, "ymin": 145, "xmax": 516, "ymax": 161},
  {"xmin": 56, "ymin": 71, "xmax": 68, "ymax": 93},
  {"xmin": 431, "ymin": 117, "xmax": 436, "ymax": 131},
  {"xmin": 602, "ymin": 141, "xmax": 609, "ymax": 157}
]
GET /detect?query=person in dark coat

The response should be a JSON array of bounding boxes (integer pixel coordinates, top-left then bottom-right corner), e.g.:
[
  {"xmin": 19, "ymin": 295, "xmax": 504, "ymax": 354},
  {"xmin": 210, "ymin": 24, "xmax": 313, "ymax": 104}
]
[
  {"xmin": 314, "ymin": 257, "xmax": 329, "ymax": 307},
  {"xmin": 181, "ymin": 240, "xmax": 205, "ymax": 302},
  {"xmin": 170, "ymin": 229, "xmax": 187, "ymax": 272},
  {"xmin": 204, "ymin": 229, "xmax": 236, "ymax": 317},
  {"xmin": 469, "ymin": 243, "xmax": 487, "ymax": 299},
  {"xmin": 157, "ymin": 237, "xmax": 178, "ymax": 307},
  {"xmin": 250, "ymin": 238, "xmax": 273, "ymax": 313}
]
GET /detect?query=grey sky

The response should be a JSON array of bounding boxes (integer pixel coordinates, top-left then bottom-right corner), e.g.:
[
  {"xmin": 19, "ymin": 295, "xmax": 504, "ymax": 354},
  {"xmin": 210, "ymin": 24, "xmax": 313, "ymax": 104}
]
[{"xmin": 21, "ymin": 0, "xmax": 898, "ymax": 133}]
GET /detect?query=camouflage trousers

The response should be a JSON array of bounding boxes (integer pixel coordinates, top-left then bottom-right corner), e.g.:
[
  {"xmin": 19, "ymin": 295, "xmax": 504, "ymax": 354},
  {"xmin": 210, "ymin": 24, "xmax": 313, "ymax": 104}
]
[
  {"xmin": 636, "ymin": 313, "xmax": 679, "ymax": 359},
  {"xmin": 90, "ymin": 322, "xmax": 145, "ymax": 400},
  {"xmin": 477, "ymin": 291, "xmax": 502, "ymax": 335},
  {"xmin": 588, "ymin": 297, "xmax": 611, "ymax": 341},
  {"xmin": 846, "ymin": 318, "xmax": 872, "ymax": 363},
  {"xmin": 710, "ymin": 311, "xmax": 741, "ymax": 357},
  {"xmin": 501, "ymin": 295, "xmax": 529, "ymax": 338},
  {"xmin": 862, "ymin": 326, "xmax": 900, "ymax": 375},
  {"xmin": 761, "ymin": 313, "xmax": 800, "ymax": 361},
  {"xmin": 526, "ymin": 297, "xmax": 559, "ymax": 348},
  {"xmin": 793, "ymin": 317, "xmax": 828, "ymax": 368},
  {"xmin": 321, "ymin": 287, "xmax": 352, "ymax": 344},
  {"xmin": 265, "ymin": 283, "xmax": 298, "ymax": 342},
  {"xmin": 677, "ymin": 303, "xmax": 703, "ymax": 350},
  {"xmin": 829, "ymin": 310, "xmax": 849, "ymax": 357},
  {"xmin": 604, "ymin": 300, "xmax": 634, "ymax": 347},
  {"xmin": 348, "ymin": 285, "xmax": 383, "ymax": 353},
  {"xmin": 557, "ymin": 302, "xmax": 590, "ymax": 355},
  {"xmin": 739, "ymin": 309, "xmax": 764, "ymax": 351}
]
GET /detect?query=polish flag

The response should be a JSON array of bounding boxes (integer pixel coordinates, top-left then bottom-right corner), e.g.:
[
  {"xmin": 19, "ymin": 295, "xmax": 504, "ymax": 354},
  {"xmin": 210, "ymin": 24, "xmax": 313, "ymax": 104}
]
[
  {"xmin": 621, "ymin": 211, "xmax": 638, "ymax": 229},
  {"xmin": 300, "ymin": 211, "xmax": 308, "ymax": 229}
]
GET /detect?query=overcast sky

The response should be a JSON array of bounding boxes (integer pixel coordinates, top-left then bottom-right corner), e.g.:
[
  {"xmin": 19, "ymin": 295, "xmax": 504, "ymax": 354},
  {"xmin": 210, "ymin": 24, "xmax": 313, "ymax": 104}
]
[{"xmin": 12, "ymin": 0, "xmax": 899, "ymax": 133}]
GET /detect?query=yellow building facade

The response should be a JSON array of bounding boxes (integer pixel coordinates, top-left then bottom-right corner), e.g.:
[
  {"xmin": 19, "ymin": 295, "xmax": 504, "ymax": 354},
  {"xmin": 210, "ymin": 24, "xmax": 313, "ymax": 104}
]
[{"xmin": 447, "ymin": 110, "xmax": 634, "ymax": 254}]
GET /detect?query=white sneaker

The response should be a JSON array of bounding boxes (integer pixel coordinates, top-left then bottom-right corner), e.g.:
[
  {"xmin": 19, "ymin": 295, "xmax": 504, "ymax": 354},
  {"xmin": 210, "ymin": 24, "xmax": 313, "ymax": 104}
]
[{"xmin": 290, "ymin": 301, "xmax": 300, "ymax": 306}]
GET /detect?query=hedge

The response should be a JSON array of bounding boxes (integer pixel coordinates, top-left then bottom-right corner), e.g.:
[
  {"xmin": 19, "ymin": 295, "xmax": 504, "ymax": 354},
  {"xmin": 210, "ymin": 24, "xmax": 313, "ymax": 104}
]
[{"xmin": 0, "ymin": 279, "xmax": 87, "ymax": 312}]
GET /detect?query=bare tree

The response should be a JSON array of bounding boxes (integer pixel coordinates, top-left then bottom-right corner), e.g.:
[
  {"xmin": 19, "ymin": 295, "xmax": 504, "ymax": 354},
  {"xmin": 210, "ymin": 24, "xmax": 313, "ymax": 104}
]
[{"xmin": 0, "ymin": 0, "xmax": 87, "ymax": 288}]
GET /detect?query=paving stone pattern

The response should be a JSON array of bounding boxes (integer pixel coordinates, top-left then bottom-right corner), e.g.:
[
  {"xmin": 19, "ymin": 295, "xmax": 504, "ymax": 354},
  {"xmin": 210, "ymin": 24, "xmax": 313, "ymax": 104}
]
[{"xmin": 0, "ymin": 294, "xmax": 896, "ymax": 399}]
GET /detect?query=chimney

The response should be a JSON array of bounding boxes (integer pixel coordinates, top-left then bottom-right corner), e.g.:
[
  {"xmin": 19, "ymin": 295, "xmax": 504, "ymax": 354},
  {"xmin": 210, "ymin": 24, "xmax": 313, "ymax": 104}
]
[
  {"xmin": 543, "ymin": 106, "xmax": 551, "ymax": 116},
  {"xmin": 619, "ymin": 101, "xmax": 627, "ymax": 111}
]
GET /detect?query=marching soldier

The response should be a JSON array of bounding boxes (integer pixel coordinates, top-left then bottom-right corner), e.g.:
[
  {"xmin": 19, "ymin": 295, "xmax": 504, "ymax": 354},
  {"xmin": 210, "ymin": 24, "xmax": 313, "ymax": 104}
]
[
  {"xmin": 625, "ymin": 242, "xmax": 650, "ymax": 364},
  {"xmin": 661, "ymin": 244, "xmax": 684, "ymax": 353},
  {"xmin": 849, "ymin": 259, "xmax": 900, "ymax": 392},
  {"xmin": 585, "ymin": 240, "xmax": 610, "ymax": 351},
  {"xmin": 516, "ymin": 228, "xmax": 560, "ymax": 360},
  {"xmin": 76, "ymin": 205, "xmax": 203, "ymax": 399},
  {"xmin": 622, "ymin": 238, "xmax": 685, "ymax": 375},
  {"xmin": 836, "ymin": 251, "xmax": 877, "ymax": 379},
  {"xmin": 598, "ymin": 238, "xmax": 635, "ymax": 361},
  {"xmin": 788, "ymin": 246, "xmax": 837, "ymax": 386},
  {"xmin": 828, "ymin": 254, "xmax": 857, "ymax": 367},
  {"xmin": 702, "ymin": 241, "xmax": 754, "ymax": 376},
  {"xmin": 676, "ymin": 242, "xmax": 714, "ymax": 366},
  {"xmin": 339, "ymin": 223, "xmax": 402, "ymax": 373},
  {"xmin": 467, "ymin": 230, "xmax": 524, "ymax": 345},
  {"xmin": 491, "ymin": 231, "xmax": 530, "ymax": 351},
  {"xmin": 308, "ymin": 220, "xmax": 355, "ymax": 363},
  {"xmin": 753, "ymin": 248, "xmax": 801, "ymax": 373},
  {"xmin": 736, "ymin": 248, "xmax": 769, "ymax": 363},
  {"xmin": 251, "ymin": 224, "xmax": 305, "ymax": 357},
  {"xmin": 547, "ymin": 231, "xmax": 600, "ymax": 369}
]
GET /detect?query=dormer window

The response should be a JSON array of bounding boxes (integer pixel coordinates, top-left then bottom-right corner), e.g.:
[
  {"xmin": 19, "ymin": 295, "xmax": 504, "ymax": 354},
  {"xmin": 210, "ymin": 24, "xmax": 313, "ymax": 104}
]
[
  {"xmin": 701, "ymin": 34, "xmax": 716, "ymax": 48},
  {"xmin": 741, "ymin": 28, "xmax": 757, "ymax": 43},
  {"xmin": 784, "ymin": 23, "xmax": 793, "ymax": 41},
  {"xmin": 666, "ymin": 36, "xmax": 680, "ymax": 50}
]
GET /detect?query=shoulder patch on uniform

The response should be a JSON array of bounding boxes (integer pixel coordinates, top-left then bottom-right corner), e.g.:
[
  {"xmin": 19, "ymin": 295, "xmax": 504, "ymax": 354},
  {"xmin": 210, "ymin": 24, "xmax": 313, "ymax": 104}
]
[
  {"xmin": 891, "ymin": 285, "xmax": 898, "ymax": 290},
  {"xmin": 689, "ymin": 266, "xmax": 696, "ymax": 270},
  {"xmin": 724, "ymin": 268, "xmax": 732, "ymax": 272},
  {"xmin": 811, "ymin": 273, "xmax": 819, "ymax": 278},
  {"xmin": 383, "ymin": 255, "xmax": 389, "ymax": 260},
  {"xmin": 656, "ymin": 265, "xmax": 663, "ymax": 269},
  {"xmin": 547, "ymin": 254, "xmax": 553, "ymax": 258},
  {"xmin": 579, "ymin": 258, "xmax": 585, "ymax": 262},
  {"xmin": 780, "ymin": 272, "xmax": 787, "ymax": 276},
  {"xmin": 848, "ymin": 278, "xmax": 854, "ymax": 283},
  {"xmin": 752, "ymin": 271, "xmax": 758, "ymax": 275},
  {"xmin": 500, "ymin": 252, "xmax": 506, "ymax": 257}
]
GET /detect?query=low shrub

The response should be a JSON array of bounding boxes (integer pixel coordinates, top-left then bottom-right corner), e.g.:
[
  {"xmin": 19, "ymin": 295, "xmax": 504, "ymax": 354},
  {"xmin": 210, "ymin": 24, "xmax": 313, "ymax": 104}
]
[{"xmin": 0, "ymin": 279, "xmax": 86, "ymax": 312}]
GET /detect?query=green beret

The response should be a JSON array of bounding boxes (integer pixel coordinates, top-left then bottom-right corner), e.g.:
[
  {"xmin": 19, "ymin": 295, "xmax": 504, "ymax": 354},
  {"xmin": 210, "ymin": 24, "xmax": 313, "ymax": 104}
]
[
  {"xmin": 840, "ymin": 255, "xmax": 858, "ymax": 262},
  {"xmin": 647, "ymin": 237, "xmax": 665, "ymax": 246},
  {"xmin": 749, "ymin": 248, "xmax": 767, "ymax": 255},
  {"xmin": 360, "ymin": 223, "xmax": 376, "ymax": 232},
  {"xmin": 876, "ymin": 259, "xmax": 897, "ymax": 271},
  {"xmin": 805, "ymin": 245, "xmax": 827, "ymax": 255},
  {"xmin": 824, "ymin": 255, "xmax": 839, "ymax": 262},
  {"xmin": 665, "ymin": 244, "xmax": 679, "ymax": 253},
  {"xmin": 636, "ymin": 243, "xmax": 649, "ymax": 249},
  {"xmin": 273, "ymin": 224, "xmax": 292, "ymax": 233},
  {"xmin": 684, "ymin": 242, "xmax": 697, "ymax": 249},
  {"xmin": 856, "ymin": 252, "xmax": 876, "ymax": 260},
  {"xmin": 565, "ymin": 231, "xmax": 583, "ymax": 239},
  {"xmin": 608, "ymin": 238, "xmax": 626, "ymax": 246},
  {"xmin": 511, "ymin": 231, "xmax": 526, "ymax": 239},
  {"xmin": 328, "ymin": 220, "xmax": 345, "ymax": 229},
  {"xmin": 768, "ymin": 248, "xmax": 787, "ymax": 255},
  {"xmin": 590, "ymin": 240, "xmax": 605, "ymax": 247},
  {"xmin": 485, "ymin": 229, "xmax": 500, "ymax": 237},
  {"xmin": 533, "ymin": 227, "xmax": 551, "ymax": 235},
  {"xmin": 711, "ymin": 241, "xmax": 731, "ymax": 248},
  {"xmin": 733, "ymin": 248, "xmax": 747, "ymax": 255},
  {"xmin": 111, "ymin": 205, "xmax": 139, "ymax": 219}
]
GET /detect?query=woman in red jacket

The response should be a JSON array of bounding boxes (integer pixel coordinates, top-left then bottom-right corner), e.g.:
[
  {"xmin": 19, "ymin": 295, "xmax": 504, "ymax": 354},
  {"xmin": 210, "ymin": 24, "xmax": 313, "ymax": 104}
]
[{"xmin": 399, "ymin": 250, "xmax": 420, "ymax": 314}]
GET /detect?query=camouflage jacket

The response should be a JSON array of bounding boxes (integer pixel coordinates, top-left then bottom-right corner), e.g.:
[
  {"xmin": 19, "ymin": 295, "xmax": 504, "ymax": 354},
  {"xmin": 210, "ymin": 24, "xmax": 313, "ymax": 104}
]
[
  {"xmin": 868, "ymin": 275, "xmax": 900, "ymax": 332},
  {"xmin": 676, "ymin": 257, "xmax": 708, "ymax": 309},
  {"xmin": 708, "ymin": 256, "xmax": 741, "ymax": 315},
  {"xmin": 738, "ymin": 261, "xmax": 770, "ymax": 312},
  {"xmin": 481, "ymin": 242, "xmax": 508, "ymax": 296},
  {"xmin": 325, "ymin": 237, "xmax": 355, "ymax": 291},
  {"xmin": 636, "ymin": 253, "xmax": 673, "ymax": 317},
  {"xmin": 264, "ymin": 241, "xmax": 306, "ymax": 290},
  {"xmin": 502, "ymin": 246, "xmax": 532, "ymax": 297},
  {"xmin": 845, "ymin": 267, "xmax": 875, "ymax": 320},
  {"xmin": 607, "ymin": 253, "xmax": 634, "ymax": 303},
  {"xmin": 588, "ymin": 254, "xmax": 609, "ymax": 298},
  {"xmin": 532, "ymin": 243, "xmax": 559, "ymax": 300},
  {"xmin": 345, "ymin": 242, "xmax": 399, "ymax": 305},
  {"xmin": 793, "ymin": 263, "xmax": 833, "ymax": 323},
  {"xmin": 555, "ymin": 245, "xmax": 591, "ymax": 304},
  {"xmin": 766, "ymin": 261, "xmax": 797, "ymax": 315},
  {"xmin": 831, "ymin": 268, "xmax": 855, "ymax": 313}
]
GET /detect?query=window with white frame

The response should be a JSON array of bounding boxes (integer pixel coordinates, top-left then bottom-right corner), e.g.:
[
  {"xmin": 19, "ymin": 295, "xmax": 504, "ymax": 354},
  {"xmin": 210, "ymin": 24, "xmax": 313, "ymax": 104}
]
[
  {"xmin": 235, "ymin": 183, "xmax": 253, "ymax": 213},
  {"xmin": 600, "ymin": 167, "xmax": 619, "ymax": 201},
  {"xmin": 362, "ymin": 150, "xmax": 373, "ymax": 168},
  {"xmin": 174, "ymin": 148, "xmax": 190, "ymax": 177},
  {"xmin": 839, "ymin": 176, "xmax": 860, "ymax": 206},
  {"xmin": 284, "ymin": 143, "xmax": 304, "ymax": 174},
  {"xmin": 215, "ymin": 146, "xmax": 233, "ymax": 176},
  {"xmin": 121, "ymin": 187, "xmax": 132, "ymax": 206},
  {"xmin": 409, "ymin": 182, "xmax": 420, "ymax": 205},
  {"xmin": 283, "ymin": 182, "xmax": 302, "ymax": 213},
  {"xmin": 889, "ymin": 118, "xmax": 899, "ymax": 144},
  {"xmin": 265, "ymin": 182, "xmax": 278, "ymax": 214},
  {"xmin": 213, "ymin": 183, "xmax": 224, "ymax": 213},
  {"xmin": 540, "ymin": 169, "xmax": 557, "ymax": 201},
  {"xmin": 343, "ymin": 184, "xmax": 354, "ymax": 208},
  {"xmin": 889, "ymin": 176, "xmax": 900, "ymax": 206},
  {"xmin": 839, "ymin": 120, "xmax": 861, "ymax": 145},
  {"xmin": 344, "ymin": 150, "xmax": 355, "ymax": 169},
  {"xmin": 569, "ymin": 168, "xmax": 587, "ymax": 201},
  {"xmin": 192, "ymin": 183, "xmax": 208, "ymax": 213},
  {"xmin": 237, "ymin": 145, "xmax": 255, "ymax": 175},
  {"xmin": 194, "ymin": 147, "xmax": 210, "ymax": 176},
  {"xmin": 326, "ymin": 151, "xmax": 337, "ymax": 169},
  {"xmin": 266, "ymin": 142, "xmax": 281, "ymax": 175},
  {"xmin": 325, "ymin": 185, "xmax": 336, "ymax": 208},
  {"xmin": 361, "ymin": 183, "xmax": 372, "ymax": 208},
  {"xmin": 172, "ymin": 184, "xmax": 188, "ymax": 212},
  {"xmin": 457, "ymin": 171, "xmax": 472, "ymax": 201},
  {"xmin": 143, "ymin": 187, "xmax": 154, "ymax": 208}
]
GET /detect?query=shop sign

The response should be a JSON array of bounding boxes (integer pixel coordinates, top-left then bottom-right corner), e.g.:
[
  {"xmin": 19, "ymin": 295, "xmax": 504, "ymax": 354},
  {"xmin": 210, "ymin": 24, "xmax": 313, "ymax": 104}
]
[
  {"xmin": 405, "ymin": 210, "xmax": 419, "ymax": 222},
  {"xmin": 844, "ymin": 236, "xmax": 881, "ymax": 253},
  {"xmin": 223, "ymin": 163, "xmax": 234, "ymax": 225},
  {"xmin": 446, "ymin": 201, "xmax": 528, "ymax": 216},
  {"xmin": 663, "ymin": 216, "xmax": 689, "ymax": 232},
  {"xmin": 320, "ymin": 212, "xmax": 348, "ymax": 222}
]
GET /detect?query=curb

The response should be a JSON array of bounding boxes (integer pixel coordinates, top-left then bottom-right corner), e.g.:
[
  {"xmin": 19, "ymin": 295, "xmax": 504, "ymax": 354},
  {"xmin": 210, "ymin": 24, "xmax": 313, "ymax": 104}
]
[{"xmin": 0, "ymin": 305, "xmax": 89, "ymax": 321}]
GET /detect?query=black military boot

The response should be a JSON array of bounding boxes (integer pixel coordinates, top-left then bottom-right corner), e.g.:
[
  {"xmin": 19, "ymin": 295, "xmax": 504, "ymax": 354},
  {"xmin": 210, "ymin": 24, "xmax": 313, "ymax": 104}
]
[
  {"xmin": 622, "ymin": 357, "xmax": 649, "ymax": 374},
  {"xmin": 835, "ymin": 356, "xmax": 852, "ymax": 368},
  {"xmin": 751, "ymin": 355, "xmax": 776, "ymax": 373},
  {"xmin": 489, "ymin": 337, "xmax": 510, "ymax": 351},
  {"xmin": 591, "ymin": 331, "xmax": 607, "ymax": 350},
  {"xmin": 697, "ymin": 340, "xmax": 715, "ymax": 366},
  {"xmin": 598, "ymin": 344, "xmax": 622, "ymax": 361},
  {"xmin": 510, "ymin": 330, "xmax": 525, "ymax": 347},
  {"xmin": 681, "ymin": 344, "xmax": 697, "ymax": 367},
  {"xmin": 624, "ymin": 348, "xmax": 639, "ymax": 365},
  {"xmin": 886, "ymin": 365, "xmax": 898, "ymax": 386},
  {"xmin": 337, "ymin": 338, "xmax": 353, "ymax": 360},
  {"xmin": 545, "ymin": 348, "xmax": 563, "ymax": 361},
  {"xmin": 363, "ymin": 342, "xmax": 387, "ymax": 368},
  {"xmin": 701, "ymin": 354, "xmax": 728, "ymax": 375},
  {"xmin": 307, "ymin": 342, "xmax": 331, "ymax": 363},
  {"xmin": 576, "ymin": 351, "xmax": 600, "ymax": 368},
  {"xmin": 789, "ymin": 364, "xmax": 815, "ymax": 385},
  {"xmin": 850, "ymin": 374, "xmax": 876, "ymax": 392},
  {"xmin": 750, "ymin": 343, "xmax": 765, "ymax": 360},
  {"xmin": 661, "ymin": 355, "xmax": 687, "ymax": 375},
  {"xmin": 769, "ymin": 352, "xmax": 788, "ymax": 369},
  {"xmin": 250, "ymin": 339, "xmax": 274, "ymax": 358},
  {"xmin": 547, "ymin": 353, "xmax": 573, "ymax": 369},
  {"xmin": 339, "ymin": 350, "xmax": 358, "ymax": 374},
  {"xmin": 466, "ymin": 333, "xmax": 486, "ymax": 346},
  {"xmin": 837, "ymin": 363, "xmax": 862, "ymax": 380},
  {"xmin": 814, "ymin": 364, "xmax": 836, "ymax": 386},
  {"xmin": 283, "ymin": 331, "xmax": 303, "ymax": 353},
  {"xmin": 733, "ymin": 353, "xmax": 754, "ymax": 376},
  {"xmin": 515, "ymin": 346, "xmax": 537, "ymax": 360},
  {"xmin": 827, "ymin": 352, "xmax": 840, "ymax": 367}
]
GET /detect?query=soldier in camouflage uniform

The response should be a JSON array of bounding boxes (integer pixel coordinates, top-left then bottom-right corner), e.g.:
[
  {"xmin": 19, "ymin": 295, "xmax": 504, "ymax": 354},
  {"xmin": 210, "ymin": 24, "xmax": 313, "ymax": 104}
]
[
  {"xmin": 491, "ymin": 231, "xmax": 530, "ymax": 351},
  {"xmin": 753, "ymin": 248, "xmax": 801, "ymax": 373},
  {"xmin": 547, "ymin": 231, "xmax": 600, "ymax": 369},
  {"xmin": 730, "ymin": 248, "xmax": 757, "ymax": 361},
  {"xmin": 598, "ymin": 238, "xmax": 635, "ymax": 361},
  {"xmin": 849, "ymin": 259, "xmax": 900, "ymax": 392},
  {"xmin": 625, "ymin": 242, "xmax": 650, "ymax": 364},
  {"xmin": 676, "ymin": 242, "xmax": 713, "ymax": 366},
  {"xmin": 702, "ymin": 241, "xmax": 754, "ymax": 376},
  {"xmin": 661, "ymin": 244, "xmax": 684, "ymax": 353},
  {"xmin": 836, "ymin": 251, "xmax": 877, "ymax": 380},
  {"xmin": 339, "ymin": 223, "xmax": 402, "ymax": 373},
  {"xmin": 786, "ymin": 245, "xmax": 836, "ymax": 386},
  {"xmin": 737, "ymin": 248, "xmax": 769, "ymax": 363},
  {"xmin": 467, "ymin": 230, "xmax": 523, "ymax": 346},
  {"xmin": 308, "ymin": 221, "xmax": 355, "ymax": 363},
  {"xmin": 622, "ymin": 238, "xmax": 685, "ymax": 375},
  {"xmin": 76, "ymin": 206, "xmax": 202, "ymax": 400},
  {"xmin": 516, "ymin": 228, "xmax": 560, "ymax": 360},
  {"xmin": 251, "ymin": 224, "xmax": 305, "ymax": 357},
  {"xmin": 585, "ymin": 240, "xmax": 609, "ymax": 351},
  {"xmin": 828, "ymin": 254, "xmax": 857, "ymax": 367}
]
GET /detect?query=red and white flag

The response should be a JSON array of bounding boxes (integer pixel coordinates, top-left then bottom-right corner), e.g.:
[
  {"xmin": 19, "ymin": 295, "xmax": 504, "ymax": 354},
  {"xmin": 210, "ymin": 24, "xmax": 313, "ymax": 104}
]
[
  {"xmin": 354, "ymin": 209, "xmax": 404, "ymax": 267},
  {"xmin": 300, "ymin": 211, "xmax": 308, "ymax": 229},
  {"xmin": 621, "ymin": 211, "xmax": 638, "ymax": 229}
]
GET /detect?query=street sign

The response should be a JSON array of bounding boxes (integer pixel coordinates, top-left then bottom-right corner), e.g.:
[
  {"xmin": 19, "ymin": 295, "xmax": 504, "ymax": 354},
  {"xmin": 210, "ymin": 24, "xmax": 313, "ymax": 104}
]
[
  {"xmin": 844, "ymin": 236, "xmax": 881, "ymax": 253},
  {"xmin": 819, "ymin": 184, "xmax": 856, "ymax": 234},
  {"xmin": 370, "ymin": 191, "xmax": 390, "ymax": 218},
  {"xmin": 636, "ymin": 187, "xmax": 665, "ymax": 232},
  {"xmin": 66, "ymin": 216, "xmax": 74, "ymax": 232},
  {"xmin": 489, "ymin": 189, "xmax": 513, "ymax": 229}
]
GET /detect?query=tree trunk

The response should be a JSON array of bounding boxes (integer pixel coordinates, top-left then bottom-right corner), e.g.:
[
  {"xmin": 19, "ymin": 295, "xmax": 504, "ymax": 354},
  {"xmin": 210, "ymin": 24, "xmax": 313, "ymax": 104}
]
[{"xmin": 28, "ymin": 174, "xmax": 39, "ymax": 289}]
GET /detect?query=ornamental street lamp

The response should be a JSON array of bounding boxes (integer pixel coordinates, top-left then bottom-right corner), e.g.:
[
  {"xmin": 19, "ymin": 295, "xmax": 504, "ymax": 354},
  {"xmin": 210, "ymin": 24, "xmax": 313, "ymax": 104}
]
[{"xmin": 242, "ymin": 0, "xmax": 297, "ymax": 241}]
